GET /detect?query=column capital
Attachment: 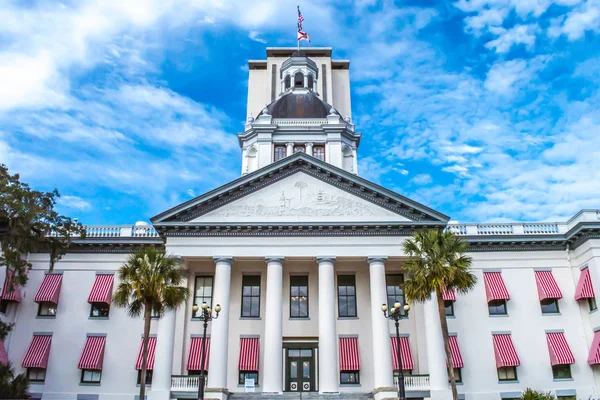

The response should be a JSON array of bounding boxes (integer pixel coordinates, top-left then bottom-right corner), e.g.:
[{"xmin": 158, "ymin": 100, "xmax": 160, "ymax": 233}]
[
  {"xmin": 265, "ymin": 256, "xmax": 285, "ymax": 264},
  {"xmin": 316, "ymin": 256, "xmax": 336, "ymax": 264},
  {"xmin": 285, "ymin": 142, "xmax": 295, "ymax": 147},
  {"xmin": 213, "ymin": 256, "xmax": 233, "ymax": 265},
  {"xmin": 305, "ymin": 142, "xmax": 314, "ymax": 147},
  {"xmin": 367, "ymin": 256, "xmax": 388, "ymax": 264}
]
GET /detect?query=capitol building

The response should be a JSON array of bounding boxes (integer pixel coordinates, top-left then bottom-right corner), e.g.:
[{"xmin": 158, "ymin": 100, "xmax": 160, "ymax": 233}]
[{"xmin": 1, "ymin": 47, "xmax": 599, "ymax": 400}]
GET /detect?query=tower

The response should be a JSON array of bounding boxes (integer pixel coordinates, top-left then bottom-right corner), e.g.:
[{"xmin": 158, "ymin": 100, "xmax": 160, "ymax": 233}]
[{"xmin": 239, "ymin": 47, "xmax": 361, "ymax": 175}]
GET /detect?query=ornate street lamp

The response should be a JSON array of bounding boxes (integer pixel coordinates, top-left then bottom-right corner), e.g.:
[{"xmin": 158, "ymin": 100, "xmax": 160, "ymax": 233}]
[
  {"xmin": 192, "ymin": 301, "xmax": 221, "ymax": 400},
  {"xmin": 381, "ymin": 302, "xmax": 411, "ymax": 400}
]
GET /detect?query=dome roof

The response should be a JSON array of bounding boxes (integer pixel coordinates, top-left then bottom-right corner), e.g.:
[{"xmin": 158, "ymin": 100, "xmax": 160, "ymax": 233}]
[{"xmin": 261, "ymin": 91, "xmax": 332, "ymax": 119}]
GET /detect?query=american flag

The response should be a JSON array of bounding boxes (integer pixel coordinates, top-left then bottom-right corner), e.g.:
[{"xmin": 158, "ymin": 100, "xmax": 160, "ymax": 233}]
[
  {"xmin": 297, "ymin": 6, "xmax": 304, "ymax": 28},
  {"xmin": 297, "ymin": 6, "xmax": 310, "ymax": 42}
]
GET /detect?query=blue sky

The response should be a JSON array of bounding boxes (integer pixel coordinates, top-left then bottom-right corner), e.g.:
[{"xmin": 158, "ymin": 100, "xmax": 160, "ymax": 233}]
[{"xmin": 1, "ymin": 0, "xmax": 599, "ymax": 225}]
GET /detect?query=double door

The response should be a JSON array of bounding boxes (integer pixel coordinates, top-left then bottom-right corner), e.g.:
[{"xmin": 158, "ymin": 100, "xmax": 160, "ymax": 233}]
[{"xmin": 285, "ymin": 348, "xmax": 315, "ymax": 392}]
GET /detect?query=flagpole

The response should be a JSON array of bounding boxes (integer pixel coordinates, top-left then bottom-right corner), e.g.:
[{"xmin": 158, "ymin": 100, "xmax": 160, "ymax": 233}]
[{"xmin": 297, "ymin": 5, "xmax": 300, "ymax": 51}]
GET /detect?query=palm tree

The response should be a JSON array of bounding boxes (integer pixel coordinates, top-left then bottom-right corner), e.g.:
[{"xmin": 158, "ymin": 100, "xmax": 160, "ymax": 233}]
[
  {"xmin": 520, "ymin": 389, "xmax": 556, "ymax": 400},
  {"xmin": 402, "ymin": 229, "xmax": 476, "ymax": 400},
  {"xmin": 0, "ymin": 363, "xmax": 30, "ymax": 399},
  {"xmin": 113, "ymin": 246, "xmax": 190, "ymax": 400}
]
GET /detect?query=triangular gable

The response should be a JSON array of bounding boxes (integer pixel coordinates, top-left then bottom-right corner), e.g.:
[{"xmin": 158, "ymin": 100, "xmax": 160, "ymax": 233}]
[{"xmin": 151, "ymin": 153, "xmax": 449, "ymax": 224}]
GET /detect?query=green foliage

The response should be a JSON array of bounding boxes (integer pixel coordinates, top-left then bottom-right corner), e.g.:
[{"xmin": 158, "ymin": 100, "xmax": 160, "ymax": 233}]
[
  {"xmin": 520, "ymin": 388, "xmax": 557, "ymax": 400},
  {"xmin": 0, "ymin": 362, "xmax": 30, "ymax": 399},
  {"xmin": 113, "ymin": 246, "xmax": 189, "ymax": 317},
  {"xmin": 402, "ymin": 229, "xmax": 477, "ymax": 302}
]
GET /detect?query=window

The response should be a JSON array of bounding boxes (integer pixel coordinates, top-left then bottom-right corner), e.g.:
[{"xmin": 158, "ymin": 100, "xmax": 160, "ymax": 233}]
[
  {"xmin": 27, "ymin": 368, "xmax": 46, "ymax": 383},
  {"xmin": 488, "ymin": 299, "xmax": 507, "ymax": 315},
  {"xmin": 274, "ymin": 146, "xmax": 286, "ymax": 161},
  {"xmin": 239, "ymin": 371, "xmax": 258, "ymax": 385},
  {"xmin": 81, "ymin": 369, "xmax": 102, "ymax": 384},
  {"xmin": 338, "ymin": 275, "xmax": 357, "ymax": 318},
  {"xmin": 37, "ymin": 302, "xmax": 57, "ymax": 317},
  {"xmin": 340, "ymin": 371, "xmax": 360, "ymax": 384},
  {"xmin": 386, "ymin": 274, "xmax": 405, "ymax": 310},
  {"xmin": 290, "ymin": 275, "xmax": 309, "ymax": 318},
  {"xmin": 452, "ymin": 368, "xmax": 462, "ymax": 383},
  {"xmin": 307, "ymin": 75, "xmax": 314, "ymax": 90},
  {"xmin": 552, "ymin": 364, "xmax": 572, "ymax": 379},
  {"xmin": 294, "ymin": 145, "xmax": 305, "ymax": 153},
  {"xmin": 193, "ymin": 276, "xmax": 213, "ymax": 317},
  {"xmin": 137, "ymin": 370, "xmax": 153, "ymax": 385},
  {"xmin": 294, "ymin": 72, "xmax": 304, "ymax": 88},
  {"xmin": 241, "ymin": 275, "xmax": 261, "ymax": 318},
  {"xmin": 284, "ymin": 75, "xmax": 291, "ymax": 90},
  {"xmin": 444, "ymin": 300, "xmax": 454, "ymax": 317},
  {"xmin": 0, "ymin": 301, "xmax": 8, "ymax": 314},
  {"xmin": 497, "ymin": 366, "xmax": 517, "ymax": 381},
  {"xmin": 557, "ymin": 396, "xmax": 576, "ymax": 400},
  {"xmin": 589, "ymin": 297, "xmax": 598, "ymax": 312},
  {"xmin": 313, "ymin": 146, "xmax": 325, "ymax": 161},
  {"xmin": 90, "ymin": 303, "xmax": 110, "ymax": 318},
  {"xmin": 541, "ymin": 298, "xmax": 560, "ymax": 314}
]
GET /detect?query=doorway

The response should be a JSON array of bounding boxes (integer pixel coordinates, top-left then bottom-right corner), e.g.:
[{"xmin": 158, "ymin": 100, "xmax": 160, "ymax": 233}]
[{"xmin": 285, "ymin": 347, "xmax": 316, "ymax": 392}]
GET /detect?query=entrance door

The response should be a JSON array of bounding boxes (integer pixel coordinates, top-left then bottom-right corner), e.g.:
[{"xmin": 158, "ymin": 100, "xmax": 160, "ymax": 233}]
[{"xmin": 285, "ymin": 348, "xmax": 315, "ymax": 392}]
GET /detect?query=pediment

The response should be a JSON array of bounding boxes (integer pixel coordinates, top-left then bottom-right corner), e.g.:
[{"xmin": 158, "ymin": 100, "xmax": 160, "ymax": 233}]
[
  {"xmin": 192, "ymin": 172, "xmax": 410, "ymax": 223},
  {"xmin": 151, "ymin": 153, "xmax": 449, "ymax": 225}
]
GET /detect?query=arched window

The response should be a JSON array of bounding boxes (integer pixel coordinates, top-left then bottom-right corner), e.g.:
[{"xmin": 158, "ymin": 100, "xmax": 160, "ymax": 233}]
[
  {"xmin": 342, "ymin": 145, "xmax": 354, "ymax": 172},
  {"xmin": 274, "ymin": 145, "xmax": 286, "ymax": 161},
  {"xmin": 247, "ymin": 146, "xmax": 259, "ymax": 172},
  {"xmin": 307, "ymin": 75, "xmax": 314, "ymax": 90},
  {"xmin": 294, "ymin": 72, "xmax": 304, "ymax": 88},
  {"xmin": 284, "ymin": 75, "xmax": 291, "ymax": 90}
]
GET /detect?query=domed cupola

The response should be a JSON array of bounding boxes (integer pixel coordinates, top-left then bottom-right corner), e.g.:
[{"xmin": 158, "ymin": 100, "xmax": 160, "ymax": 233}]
[
  {"xmin": 279, "ymin": 50, "xmax": 319, "ymax": 95},
  {"xmin": 259, "ymin": 92, "xmax": 332, "ymax": 119}
]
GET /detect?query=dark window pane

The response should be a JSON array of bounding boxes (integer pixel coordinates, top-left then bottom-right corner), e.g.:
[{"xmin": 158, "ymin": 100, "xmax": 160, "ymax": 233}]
[
  {"xmin": 488, "ymin": 300, "xmax": 507, "ymax": 315},
  {"xmin": 340, "ymin": 371, "xmax": 360, "ymax": 384},
  {"xmin": 541, "ymin": 299, "xmax": 560, "ymax": 314},
  {"xmin": 300, "ymin": 349, "xmax": 312, "ymax": 357},
  {"xmin": 303, "ymin": 361, "xmax": 310, "ymax": 378},
  {"xmin": 251, "ymin": 297, "xmax": 260, "ymax": 316},
  {"xmin": 444, "ymin": 300, "xmax": 454, "ymax": 317},
  {"xmin": 347, "ymin": 301, "xmax": 356, "ymax": 317},
  {"xmin": 590, "ymin": 297, "xmax": 598, "ymax": 311},
  {"xmin": 290, "ymin": 361, "xmax": 297, "ymax": 378},
  {"xmin": 290, "ymin": 276, "xmax": 309, "ymax": 318},
  {"xmin": 552, "ymin": 364, "xmax": 572, "ymax": 379},
  {"xmin": 251, "ymin": 286, "xmax": 260, "ymax": 296},
  {"xmin": 289, "ymin": 349, "xmax": 300, "ymax": 357},
  {"xmin": 241, "ymin": 275, "xmax": 261, "ymax": 318}
]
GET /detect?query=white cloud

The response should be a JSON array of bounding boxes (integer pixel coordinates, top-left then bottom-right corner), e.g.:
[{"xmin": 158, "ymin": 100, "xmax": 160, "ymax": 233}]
[
  {"xmin": 411, "ymin": 174, "xmax": 433, "ymax": 185},
  {"xmin": 56, "ymin": 195, "xmax": 92, "ymax": 211},
  {"xmin": 484, "ymin": 58, "xmax": 547, "ymax": 96},
  {"xmin": 485, "ymin": 24, "xmax": 539, "ymax": 53},
  {"xmin": 554, "ymin": 1, "xmax": 600, "ymax": 40},
  {"xmin": 249, "ymin": 31, "xmax": 267, "ymax": 43}
]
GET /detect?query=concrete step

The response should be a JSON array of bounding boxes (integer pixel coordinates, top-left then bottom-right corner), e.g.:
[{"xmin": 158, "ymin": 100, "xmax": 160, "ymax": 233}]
[{"xmin": 228, "ymin": 393, "xmax": 374, "ymax": 400}]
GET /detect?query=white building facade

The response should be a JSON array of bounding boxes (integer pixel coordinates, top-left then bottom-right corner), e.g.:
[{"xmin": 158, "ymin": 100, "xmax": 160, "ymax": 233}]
[{"xmin": 1, "ymin": 47, "xmax": 600, "ymax": 400}]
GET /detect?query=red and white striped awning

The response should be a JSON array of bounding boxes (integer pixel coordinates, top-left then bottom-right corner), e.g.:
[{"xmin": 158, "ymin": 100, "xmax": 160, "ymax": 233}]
[
  {"xmin": 390, "ymin": 336, "xmax": 414, "ymax": 370},
  {"xmin": 447, "ymin": 336, "xmax": 464, "ymax": 369},
  {"xmin": 0, "ymin": 339, "xmax": 8, "ymax": 365},
  {"xmin": 1, "ymin": 269, "xmax": 22, "ymax": 302},
  {"xmin": 238, "ymin": 338, "xmax": 259, "ymax": 371},
  {"xmin": 135, "ymin": 337, "xmax": 157, "ymax": 370},
  {"xmin": 78, "ymin": 336, "xmax": 106, "ymax": 370},
  {"xmin": 442, "ymin": 287, "xmax": 456, "ymax": 302},
  {"xmin": 339, "ymin": 337, "xmax": 360, "ymax": 371},
  {"xmin": 492, "ymin": 334, "xmax": 520, "ymax": 367},
  {"xmin": 22, "ymin": 335, "xmax": 52, "ymax": 369},
  {"xmin": 87, "ymin": 274, "xmax": 114, "ymax": 304},
  {"xmin": 546, "ymin": 332, "xmax": 575, "ymax": 366},
  {"xmin": 484, "ymin": 272, "xmax": 510, "ymax": 302},
  {"xmin": 34, "ymin": 274, "xmax": 63, "ymax": 304},
  {"xmin": 535, "ymin": 271, "xmax": 562, "ymax": 301},
  {"xmin": 187, "ymin": 337, "xmax": 210, "ymax": 371},
  {"xmin": 587, "ymin": 331, "xmax": 600, "ymax": 365},
  {"xmin": 575, "ymin": 268, "xmax": 595, "ymax": 301}
]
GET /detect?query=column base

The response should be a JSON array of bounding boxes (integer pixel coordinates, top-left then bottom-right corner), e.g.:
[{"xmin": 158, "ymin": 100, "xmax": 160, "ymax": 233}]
[{"xmin": 372, "ymin": 387, "xmax": 398, "ymax": 400}]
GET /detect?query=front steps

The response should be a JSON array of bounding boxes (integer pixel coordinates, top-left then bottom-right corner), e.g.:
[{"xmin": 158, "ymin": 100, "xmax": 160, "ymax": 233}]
[{"xmin": 228, "ymin": 393, "xmax": 374, "ymax": 399}]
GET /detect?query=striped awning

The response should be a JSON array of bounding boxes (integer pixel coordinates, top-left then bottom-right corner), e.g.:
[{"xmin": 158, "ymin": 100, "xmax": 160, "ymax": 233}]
[
  {"xmin": 22, "ymin": 335, "xmax": 52, "ymax": 369},
  {"xmin": 390, "ymin": 336, "xmax": 414, "ymax": 370},
  {"xmin": 447, "ymin": 336, "xmax": 464, "ymax": 369},
  {"xmin": 587, "ymin": 331, "xmax": 600, "ymax": 365},
  {"xmin": 78, "ymin": 336, "xmax": 106, "ymax": 370},
  {"xmin": 575, "ymin": 268, "xmax": 595, "ymax": 301},
  {"xmin": 339, "ymin": 337, "xmax": 360, "ymax": 371},
  {"xmin": 443, "ymin": 287, "xmax": 456, "ymax": 302},
  {"xmin": 0, "ymin": 339, "xmax": 8, "ymax": 365},
  {"xmin": 135, "ymin": 337, "xmax": 157, "ymax": 370},
  {"xmin": 187, "ymin": 337, "xmax": 210, "ymax": 371},
  {"xmin": 87, "ymin": 274, "xmax": 114, "ymax": 304},
  {"xmin": 1, "ymin": 269, "xmax": 22, "ymax": 302},
  {"xmin": 484, "ymin": 272, "xmax": 510, "ymax": 302},
  {"xmin": 492, "ymin": 334, "xmax": 520, "ymax": 367},
  {"xmin": 238, "ymin": 338, "xmax": 260, "ymax": 371},
  {"xmin": 535, "ymin": 271, "xmax": 562, "ymax": 301},
  {"xmin": 546, "ymin": 332, "xmax": 575, "ymax": 366},
  {"xmin": 34, "ymin": 274, "xmax": 63, "ymax": 304}
]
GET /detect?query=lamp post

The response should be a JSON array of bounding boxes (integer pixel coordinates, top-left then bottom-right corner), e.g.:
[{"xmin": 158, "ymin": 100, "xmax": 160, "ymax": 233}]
[
  {"xmin": 381, "ymin": 302, "xmax": 411, "ymax": 400},
  {"xmin": 192, "ymin": 301, "xmax": 221, "ymax": 400}
]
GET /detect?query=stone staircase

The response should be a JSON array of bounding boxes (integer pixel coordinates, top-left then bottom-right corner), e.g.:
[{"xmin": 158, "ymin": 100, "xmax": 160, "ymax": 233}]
[{"xmin": 228, "ymin": 393, "xmax": 374, "ymax": 400}]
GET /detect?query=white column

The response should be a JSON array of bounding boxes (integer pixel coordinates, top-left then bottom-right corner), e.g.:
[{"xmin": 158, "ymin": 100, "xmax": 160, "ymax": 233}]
[
  {"xmin": 263, "ymin": 256, "xmax": 284, "ymax": 393},
  {"xmin": 313, "ymin": 79, "xmax": 318, "ymax": 93},
  {"xmin": 286, "ymin": 142, "xmax": 294, "ymax": 157},
  {"xmin": 304, "ymin": 74, "xmax": 309, "ymax": 88},
  {"xmin": 317, "ymin": 256, "xmax": 339, "ymax": 393},
  {"xmin": 368, "ymin": 256, "xmax": 394, "ymax": 389},
  {"xmin": 208, "ymin": 257, "xmax": 233, "ymax": 389},
  {"xmin": 149, "ymin": 310, "xmax": 176, "ymax": 400},
  {"xmin": 305, "ymin": 142, "xmax": 314, "ymax": 157},
  {"xmin": 424, "ymin": 298, "xmax": 451, "ymax": 399}
]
